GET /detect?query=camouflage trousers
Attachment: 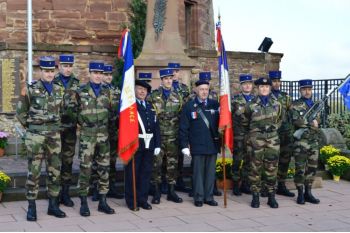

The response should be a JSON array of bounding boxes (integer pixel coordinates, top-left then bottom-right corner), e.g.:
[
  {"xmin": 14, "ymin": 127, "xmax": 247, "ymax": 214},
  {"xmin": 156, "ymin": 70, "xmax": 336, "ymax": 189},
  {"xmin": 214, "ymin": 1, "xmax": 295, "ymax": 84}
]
[
  {"xmin": 293, "ymin": 135, "xmax": 319, "ymax": 187},
  {"xmin": 249, "ymin": 134, "xmax": 280, "ymax": 193},
  {"xmin": 60, "ymin": 127, "xmax": 77, "ymax": 185},
  {"xmin": 90, "ymin": 131, "xmax": 118, "ymax": 187},
  {"xmin": 78, "ymin": 133, "xmax": 110, "ymax": 196},
  {"xmin": 232, "ymin": 135, "xmax": 251, "ymax": 183},
  {"xmin": 24, "ymin": 130, "xmax": 61, "ymax": 200},
  {"xmin": 277, "ymin": 130, "xmax": 294, "ymax": 182},
  {"xmin": 151, "ymin": 135, "xmax": 178, "ymax": 185}
]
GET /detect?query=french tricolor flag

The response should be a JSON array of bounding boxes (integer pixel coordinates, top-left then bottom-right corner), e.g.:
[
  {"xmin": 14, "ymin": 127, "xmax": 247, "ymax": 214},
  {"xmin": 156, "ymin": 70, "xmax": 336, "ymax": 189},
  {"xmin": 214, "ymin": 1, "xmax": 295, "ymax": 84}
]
[
  {"xmin": 117, "ymin": 29, "xmax": 139, "ymax": 164},
  {"xmin": 216, "ymin": 20, "xmax": 233, "ymax": 154}
]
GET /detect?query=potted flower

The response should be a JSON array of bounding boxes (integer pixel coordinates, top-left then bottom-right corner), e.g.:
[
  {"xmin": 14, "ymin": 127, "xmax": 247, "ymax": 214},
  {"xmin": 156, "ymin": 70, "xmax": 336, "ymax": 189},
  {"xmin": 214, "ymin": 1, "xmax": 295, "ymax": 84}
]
[
  {"xmin": 216, "ymin": 158, "xmax": 234, "ymax": 189},
  {"xmin": 0, "ymin": 131, "xmax": 8, "ymax": 157},
  {"xmin": 326, "ymin": 155, "xmax": 350, "ymax": 182},
  {"xmin": 0, "ymin": 171, "xmax": 11, "ymax": 202},
  {"xmin": 320, "ymin": 145, "xmax": 340, "ymax": 170}
]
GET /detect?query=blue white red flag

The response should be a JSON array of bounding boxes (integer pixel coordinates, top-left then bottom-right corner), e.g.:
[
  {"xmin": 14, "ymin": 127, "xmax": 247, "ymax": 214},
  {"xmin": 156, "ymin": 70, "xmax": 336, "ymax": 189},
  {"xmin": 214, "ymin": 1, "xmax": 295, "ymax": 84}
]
[{"xmin": 339, "ymin": 75, "xmax": 350, "ymax": 110}]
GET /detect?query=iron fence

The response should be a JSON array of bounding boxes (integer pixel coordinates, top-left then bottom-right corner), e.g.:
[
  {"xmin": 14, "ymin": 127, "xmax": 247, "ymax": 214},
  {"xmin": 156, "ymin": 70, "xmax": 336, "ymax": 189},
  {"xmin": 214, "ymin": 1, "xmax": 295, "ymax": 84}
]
[{"xmin": 281, "ymin": 79, "xmax": 347, "ymax": 127}]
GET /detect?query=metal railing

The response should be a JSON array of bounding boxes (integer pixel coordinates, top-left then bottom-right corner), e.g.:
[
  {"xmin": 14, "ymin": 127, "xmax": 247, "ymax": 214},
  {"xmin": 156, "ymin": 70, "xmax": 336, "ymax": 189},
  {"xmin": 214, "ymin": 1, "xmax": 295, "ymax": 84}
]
[{"xmin": 281, "ymin": 78, "xmax": 347, "ymax": 127}]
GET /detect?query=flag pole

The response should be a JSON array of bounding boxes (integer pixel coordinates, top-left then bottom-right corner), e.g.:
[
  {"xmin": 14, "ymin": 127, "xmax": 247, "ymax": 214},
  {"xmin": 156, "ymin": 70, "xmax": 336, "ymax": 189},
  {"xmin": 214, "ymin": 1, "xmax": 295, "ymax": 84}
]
[
  {"xmin": 132, "ymin": 157, "xmax": 137, "ymax": 211},
  {"xmin": 27, "ymin": 0, "xmax": 33, "ymax": 84},
  {"xmin": 221, "ymin": 137, "xmax": 227, "ymax": 208}
]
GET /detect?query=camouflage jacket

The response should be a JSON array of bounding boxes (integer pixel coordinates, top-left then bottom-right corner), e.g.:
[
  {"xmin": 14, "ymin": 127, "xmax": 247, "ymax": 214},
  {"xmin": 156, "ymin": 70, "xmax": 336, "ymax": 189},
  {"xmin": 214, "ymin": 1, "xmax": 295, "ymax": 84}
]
[
  {"xmin": 231, "ymin": 93, "xmax": 256, "ymax": 137},
  {"xmin": 271, "ymin": 91, "xmax": 293, "ymax": 132},
  {"xmin": 69, "ymin": 82, "xmax": 112, "ymax": 136},
  {"xmin": 53, "ymin": 74, "xmax": 80, "ymax": 128},
  {"xmin": 243, "ymin": 95, "xmax": 282, "ymax": 138},
  {"xmin": 103, "ymin": 84, "xmax": 121, "ymax": 131},
  {"xmin": 173, "ymin": 82, "xmax": 190, "ymax": 102},
  {"xmin": 16, "ymin": 80, "xmax": 64, "ymax": 131},
  {"xmin": 148, "ymin": 87, "xmax": 183, "ymax": 136},
  {"xmin": 290, "ymin": 98, "xmax": 320, "ymax": 138}
]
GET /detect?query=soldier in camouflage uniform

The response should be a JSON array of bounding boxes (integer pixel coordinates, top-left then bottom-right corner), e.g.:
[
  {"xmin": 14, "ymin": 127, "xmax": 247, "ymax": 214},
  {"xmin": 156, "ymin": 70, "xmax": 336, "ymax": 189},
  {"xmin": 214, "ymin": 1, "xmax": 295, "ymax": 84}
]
[
  {"xmin": 16, "ymin": 56, "xmax": 66, "ymax": 221},
  {"xmin": 149, "ymin": 68, "xmax": 183, "ymax": 204},
  {"xmin": 269, "ymin": 71, "xmax": 295, "ymax": 197},
  {"xmin": 244, "ymin": 77, "xmax": 282, "ymax": 208},
  {"xmin": 231, "ymin": 74, "xmax": 255, "ymax": 196},
  {"xmin": 69, "ymin": 61, "xmax": 115, "ymax": 216},
  {"xmin": 53, "ymin": 54, "xmax": 80, "ymax": 207},
  {"xmin": 290, "ymin": 79, "xmax": 320, "ymax": 205},
  {"xmin": 90, "ymin": 64, "xmax": 123, "ymax": 201},
  {"xmin": 168, "ymin": 62, "xmax": 191, "ymax": 193}
]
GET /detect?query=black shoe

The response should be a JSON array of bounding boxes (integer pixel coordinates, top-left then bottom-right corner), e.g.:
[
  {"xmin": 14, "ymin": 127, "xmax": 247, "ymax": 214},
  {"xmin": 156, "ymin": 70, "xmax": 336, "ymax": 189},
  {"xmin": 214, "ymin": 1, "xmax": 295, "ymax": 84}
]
[
  {"xmin": 213, "ymin": 182, "xmax": 222, "ymax": 196},
  {"xmin": 91, "ymin": 183, "xmax": 99, "ymax": 202},
  {"xmin": 98, "ymin": 194, "xmax": 115, "ymax": 214},
  {"xmin": 106, "ymin": 182, "xmax": 124, "ymax": 199},
  {"xmin": 167, "ymin": 184, "xmax": 183, "ymax": 203},
  {"xmin": 204, "ymin": 200, "xmax": 218, "ymax": 206},
  {"xmin": 296, "ymin": 186, "xmax": 305, "ymax": 205},
  {"xmin": 47, "ymin": 197, "xmax": 66, "ymax": 218},
  {"xmin": 304, "ymin": 185, "xmax": 320, "ymax": 204},
  {"xmin": 139, "ymin": 202, "xmax": 152, "ymax": 210},
  {"xmin": 276, "ymin": 182, "xmax": 295, "ymax": 197},
  {"xmin": 151, "ymin": 184, "xmax": 161, "ymax": 204},
  {"xmin": 27, "ymin": 200, "xmax": 37, "ymax": 221},
  {"xmin": 267, "ymin": 193, "xmax": 279, "ymax": 208},
  {"xmin": 240, "ymin": 181, "xmax": 251, "ymax": 194},
  {"xmin": 194, "ymin": 201, "xmax": 203, "ymax": 207},
  {"xmin": 79, "ymin": 196, "xmax": 91, "ymax": 217},
  {"xmin": 251, "ymin": 192, "xmax": 260, "ymax": 208},
  {"xmin": 160, "ymin": 180, "xmax": 168, "ymax": 194},
  {"xmin": 60, "ymin": 185, "xmax": 74, "ymax": 207},
  {"xmin": 232, "ymin": 181, "xmax": 242, "ymax": 196}
]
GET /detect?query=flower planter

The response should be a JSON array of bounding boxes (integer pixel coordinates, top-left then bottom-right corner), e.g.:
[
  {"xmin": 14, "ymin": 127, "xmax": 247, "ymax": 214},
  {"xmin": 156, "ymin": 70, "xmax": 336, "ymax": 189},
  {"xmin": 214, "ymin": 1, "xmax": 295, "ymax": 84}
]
[
  {"xmin": 0, "ymin": 148, "xmax": 4, "ymax": 157},
  {"xmin": 333, "ymin": 175, "xmax": 340, "ymax": 182},
  {"xmin": 216, "ymin": 179, "xmax": 233, "ymax": 190}
]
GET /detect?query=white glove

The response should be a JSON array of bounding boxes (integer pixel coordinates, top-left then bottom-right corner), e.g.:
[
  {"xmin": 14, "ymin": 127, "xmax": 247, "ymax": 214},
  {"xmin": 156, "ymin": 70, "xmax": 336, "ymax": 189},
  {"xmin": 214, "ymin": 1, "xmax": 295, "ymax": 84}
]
[
  {"xmin": 182, "ymin": 148, "xmax": 190, "ymax": 156},
  {"xmin": 154, "ymin": 148, "xmax": 161, "ymax": 156}
]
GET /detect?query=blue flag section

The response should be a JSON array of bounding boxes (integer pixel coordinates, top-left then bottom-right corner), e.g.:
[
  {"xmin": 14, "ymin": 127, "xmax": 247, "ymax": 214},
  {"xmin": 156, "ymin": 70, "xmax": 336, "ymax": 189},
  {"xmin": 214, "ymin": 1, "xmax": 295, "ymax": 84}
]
[{"xmin": 339, "ymin": 78, "xmax": 350, "ymax": 110}]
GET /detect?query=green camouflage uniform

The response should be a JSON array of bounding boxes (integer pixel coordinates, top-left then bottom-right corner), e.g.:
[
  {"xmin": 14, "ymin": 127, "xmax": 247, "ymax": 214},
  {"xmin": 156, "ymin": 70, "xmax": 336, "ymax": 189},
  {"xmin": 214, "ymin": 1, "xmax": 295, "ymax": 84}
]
[
  {"xmin": 273, "ymin": 92, "xmax": 294, "ymax": 182},
  {"xmin": 53, "ymin": 74, "xmax": 80, "ymax": 186},
  {"xmin": 149, "ymin": 87, "xmax": 183, "ymax": 185},
  {"xmin": 16, "ymin": 80, "xmax": 64, "ymax": 200},
  {"xmin": 290, "ymin": 98, "xmax": 320, "ymax": 187},
  {"xmin": 244, "ymin": 95, "xmax": 282, "ymax": 193},
  {"xmin": 69, "ymin": 82, "xmax": 111, "ymax": 196},
  {"xmin": 231, "ymin": 93, "xmax": 255, "ymax": 183}
]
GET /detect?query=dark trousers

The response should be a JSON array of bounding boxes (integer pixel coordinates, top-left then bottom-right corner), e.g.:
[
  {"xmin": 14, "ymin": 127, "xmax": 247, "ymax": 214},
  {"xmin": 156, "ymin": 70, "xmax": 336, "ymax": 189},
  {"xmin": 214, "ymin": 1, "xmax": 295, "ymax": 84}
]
[
  {"xmin": 192, "ymin": 154, "xmax": 216, "ymax": 202},
  {"xmin": 125, "ymin": 150, "xmax": 153, "ymax": 208}
]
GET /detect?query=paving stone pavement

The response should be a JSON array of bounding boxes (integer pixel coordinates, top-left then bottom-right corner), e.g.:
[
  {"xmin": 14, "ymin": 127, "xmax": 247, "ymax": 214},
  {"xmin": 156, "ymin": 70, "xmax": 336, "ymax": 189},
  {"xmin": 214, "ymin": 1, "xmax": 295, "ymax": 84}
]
[{"xmin": 0, "ymin": 180, "xmax": 350, "ymax": 232}]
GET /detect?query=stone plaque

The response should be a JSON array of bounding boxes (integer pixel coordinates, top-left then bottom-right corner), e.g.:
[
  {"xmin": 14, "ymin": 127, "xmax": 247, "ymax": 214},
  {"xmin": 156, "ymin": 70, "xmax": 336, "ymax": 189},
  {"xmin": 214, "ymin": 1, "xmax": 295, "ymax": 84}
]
[{"xmin": 0, "ymin": 58, "xmax": 20, "ymax": 113}]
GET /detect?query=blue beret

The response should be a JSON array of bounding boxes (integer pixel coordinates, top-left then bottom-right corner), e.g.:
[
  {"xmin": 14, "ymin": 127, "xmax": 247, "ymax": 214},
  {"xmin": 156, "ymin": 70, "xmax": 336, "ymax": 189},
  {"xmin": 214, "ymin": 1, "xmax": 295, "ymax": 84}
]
[
  {"xmin": 39, "ymin": 56, "xmax": 56, "ymax": 69},
  {"xmin": 103, "ymin": 64, "xmax": 113, "ymax": 73},
  {"xmin": 299, "ymin": 79, "xmax": 313, "ymax": 88},
  {"xmin": 89, "ymin": 61, "xmax": 104, "ymax": 72},
  {"xmin": 239, "ymin": 74, "xmax": 253, "ymax": 83},
  {"xmin": 269, "ymin": 71, "xmax": 282, "ymax": 80},
  {"xmin": 199, "ymin": 72, "xmax": 211, "ymax": 81},
  {"xmin": 59, "ymin": 54, "xmax": 74, "ymax": 64},
  {"xmin": 254, "ymin": 77, "xmax": 272, "ymax": 86},
  {"xmin": 195, "ymin": 79, "xmax": 210, "ymax": 87},
  {"xmin": 168, "ymin": 62, "xmax": 181, "ymax": 70},
  {"xmin": 138, "ymin": 72, "xmax": 152, "ymax": 81},
  {"xmin": 159, "ymin": 68, "xmax": 174, "ymax": 78}
]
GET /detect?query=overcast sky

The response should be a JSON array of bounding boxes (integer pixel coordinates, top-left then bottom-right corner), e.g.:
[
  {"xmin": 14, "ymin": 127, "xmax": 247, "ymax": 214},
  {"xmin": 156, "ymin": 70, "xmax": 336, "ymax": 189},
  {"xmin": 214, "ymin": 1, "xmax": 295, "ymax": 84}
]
[{"xmin": 212, "ymin": 0, "xmax": 350, "ymax": 81}]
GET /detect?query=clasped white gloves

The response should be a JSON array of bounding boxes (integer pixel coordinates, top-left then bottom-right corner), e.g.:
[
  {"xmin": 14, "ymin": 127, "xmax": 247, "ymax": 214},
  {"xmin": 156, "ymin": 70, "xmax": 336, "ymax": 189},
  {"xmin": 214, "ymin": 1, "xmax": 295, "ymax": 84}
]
[
  {"xmin": 182, "ymin": 148, "xmax": 190, "ymax": 157},
  {"xmin": 154, "ymin": 148, "xmax": 161, "ymax": 156}
]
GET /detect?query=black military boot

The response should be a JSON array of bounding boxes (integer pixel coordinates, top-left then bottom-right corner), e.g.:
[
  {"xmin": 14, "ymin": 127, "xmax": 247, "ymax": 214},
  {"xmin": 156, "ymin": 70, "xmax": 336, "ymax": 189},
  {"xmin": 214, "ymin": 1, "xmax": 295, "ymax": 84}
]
[
  {"xmin": 60, "ymin": 185, "xmax": 74, "ymax": 207},
  {"xmin": 151, "ymin": 184, "xmax": 161, "ymax": 204},
  {"xmin": 240, "ymin": 180, "xmax": 251, "ymax": 194},
  {"xmin": 167, "ymin": 184, "xmax": 183, "ymax": 203},
  {"xmin": 27, "ymin": 200, "xmax": 37, "ymax": 221},
  {"xmin": 304, "ymin": 184, "xmax": 320, "ymax": 204},
  {"xmin": 296, "ymin": 186, "xmax": 305, "ymax": 204},
  {"xmin": 232, "ymin": 181, "xmax": 242, "ymax": 196},
  {"xmin": 213, "ymin": 180, "xmax": 222, "ymax": 196},
  {"xmin": 106, "ymin": 182, "xmax": 124, "ymax": 199},
  {"xmin": 79, "ymin": 196, "xmax": 90, "ymax": 217},
  {"xmin": 160, "ymin": 179, "xmax": 168, "ymax": 194},
  {"xmin": 267, "ymin": 192, "xmax": 279, "ymax": 208},
  {"xmin": 276, "ymin": 182, "xmax": 295, "ymax": 197},
  {"xmin": 91, "ymin": 183, "xmax": 99, "ymax": 202},
  {"xmin": 98, "ymin": 194, "xmax": 115, "ymax": 214},
  {"xmin": 251, "ymin": 192, "xmax": 260, "ymax": 208},
  {"xmin": 47, "ymin": 197, "xmax": 66, "ymax": 218}
]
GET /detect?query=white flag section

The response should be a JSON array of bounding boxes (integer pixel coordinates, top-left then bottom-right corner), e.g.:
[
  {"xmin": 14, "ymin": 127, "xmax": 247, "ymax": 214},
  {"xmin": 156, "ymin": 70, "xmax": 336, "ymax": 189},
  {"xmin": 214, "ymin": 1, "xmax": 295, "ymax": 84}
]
[
  {"xmin": 119, "ymin": 65, "xmax": 136, "ymax": 112},
  {"xmin": 219, "ymin": 63, "xmax": 231, "ymax": 113}
]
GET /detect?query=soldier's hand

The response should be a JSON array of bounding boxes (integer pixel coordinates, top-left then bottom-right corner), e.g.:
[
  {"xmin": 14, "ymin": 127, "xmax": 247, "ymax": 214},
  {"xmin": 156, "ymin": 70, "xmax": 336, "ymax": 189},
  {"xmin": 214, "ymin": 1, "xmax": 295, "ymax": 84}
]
[
  {"xmin": 311, "ymin": 119, "xmax": 318, "ymax": 128},
  {"xmin": 154, "ymin": 148, "xmax": 161, "ymax": 156},
  {"xmin": 181, "ymin": 148, "xmax": 190, "ymax": 157}
]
